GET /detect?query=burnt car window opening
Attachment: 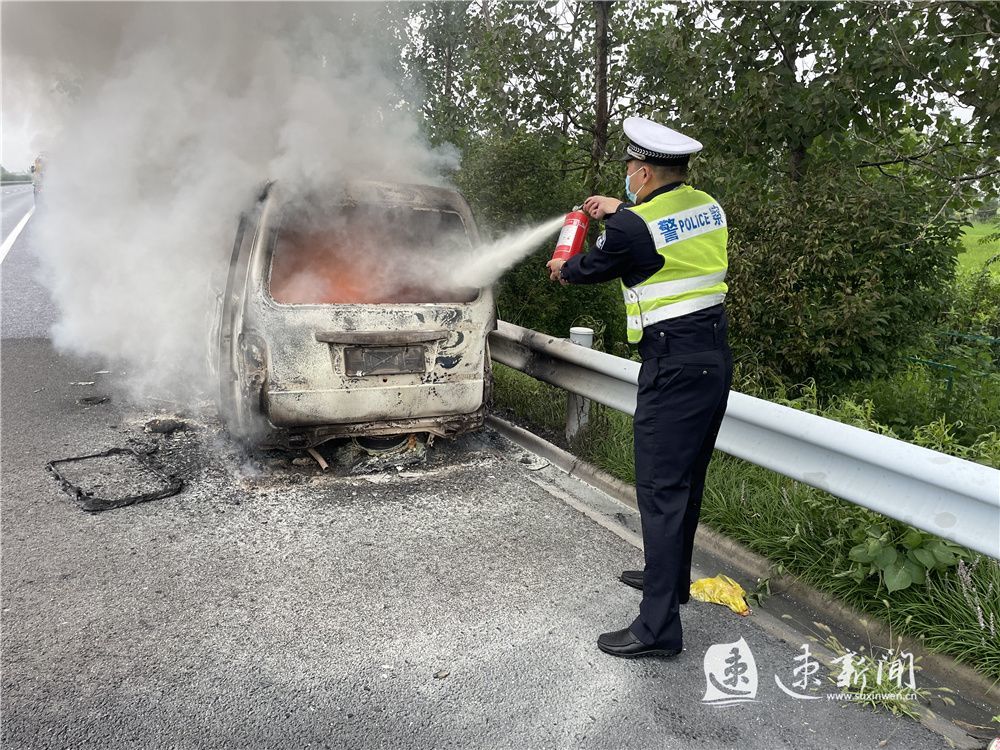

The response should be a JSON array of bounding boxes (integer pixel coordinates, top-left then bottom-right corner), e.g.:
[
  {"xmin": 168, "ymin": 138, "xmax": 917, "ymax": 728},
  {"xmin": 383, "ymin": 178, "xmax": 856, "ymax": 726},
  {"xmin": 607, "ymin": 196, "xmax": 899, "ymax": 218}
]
[{"xmin": 268, "ymin": 202, "xmax": 478, "ymax": 305}]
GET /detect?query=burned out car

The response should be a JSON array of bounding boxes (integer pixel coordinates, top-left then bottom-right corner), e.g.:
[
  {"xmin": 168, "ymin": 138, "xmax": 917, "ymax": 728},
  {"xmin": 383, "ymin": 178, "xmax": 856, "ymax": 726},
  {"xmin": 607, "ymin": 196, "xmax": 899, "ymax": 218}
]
[{"xmin": 217, "ymin": 180, "xmax": 495, "ymax": 449}]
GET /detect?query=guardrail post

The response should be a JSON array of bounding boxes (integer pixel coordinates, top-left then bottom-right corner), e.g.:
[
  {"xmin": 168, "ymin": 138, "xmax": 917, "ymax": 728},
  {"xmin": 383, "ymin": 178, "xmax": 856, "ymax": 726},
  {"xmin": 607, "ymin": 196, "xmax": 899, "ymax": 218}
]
[{"xmin": 566, "ymin": 326, "xmax": 594, "ymax": 442}]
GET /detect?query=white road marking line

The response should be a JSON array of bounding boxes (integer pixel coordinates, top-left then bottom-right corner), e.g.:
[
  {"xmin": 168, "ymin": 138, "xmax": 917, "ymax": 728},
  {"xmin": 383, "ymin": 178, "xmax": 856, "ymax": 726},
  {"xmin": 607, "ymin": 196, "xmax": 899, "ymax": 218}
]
[{"xmin": 0, "ymin": 206, "xmax": 36, "ymax": 265}]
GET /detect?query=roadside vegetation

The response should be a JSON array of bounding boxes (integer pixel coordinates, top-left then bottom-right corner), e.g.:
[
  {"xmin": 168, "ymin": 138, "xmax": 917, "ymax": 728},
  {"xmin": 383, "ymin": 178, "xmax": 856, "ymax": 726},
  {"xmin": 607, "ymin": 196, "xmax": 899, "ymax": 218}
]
[
  {"xmin": 959, "ymin": 222, "xmax": 1000, "ymax": 276},
  {"xmin": 491, "ymin": 259, "xmax": 1000, "ymax": 681},
  {"xmin": 403, "ymin": 3, "xmax": 999, "ymax": 681},
  {"xmin": 493, "ymin": 353, "xmax": 1000, "ymax": 681},
  {"xmin": 0, "ymin": 165, "xmax": 31, "ymax": 184},
  {"xmin": 490, "ymin": 239, "xmax": 1000, "ymax": 681}
]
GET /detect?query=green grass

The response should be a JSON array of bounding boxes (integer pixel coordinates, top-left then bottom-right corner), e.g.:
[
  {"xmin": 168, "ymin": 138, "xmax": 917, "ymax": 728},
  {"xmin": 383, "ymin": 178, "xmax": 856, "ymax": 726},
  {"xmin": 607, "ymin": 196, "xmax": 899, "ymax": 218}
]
[
  {"xmin": 959, "ymin": 222, "xmax": 1000, "ymax": 275},
  {"xmin": 492, "ymin": 363, "xmax": 1000, "ymax": 681},
  {"xmin": 491, "ymin": 364, "xmax": 567, "ymax": 437},
  {"xmin": 698, "ymin": 454, "xmax": 1000, "ymax": 681}
]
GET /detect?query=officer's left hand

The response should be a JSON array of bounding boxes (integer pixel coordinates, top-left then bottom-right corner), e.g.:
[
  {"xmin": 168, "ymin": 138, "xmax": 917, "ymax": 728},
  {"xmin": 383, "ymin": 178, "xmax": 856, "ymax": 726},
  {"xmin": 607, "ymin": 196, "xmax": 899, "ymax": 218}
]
[
  {"xmin": 583, "ymin": 195, "xmax": 623, "ymax": 220},
  {"xmin": 546, "ymin": 258, "xmax": 568, "ymax": 285}
]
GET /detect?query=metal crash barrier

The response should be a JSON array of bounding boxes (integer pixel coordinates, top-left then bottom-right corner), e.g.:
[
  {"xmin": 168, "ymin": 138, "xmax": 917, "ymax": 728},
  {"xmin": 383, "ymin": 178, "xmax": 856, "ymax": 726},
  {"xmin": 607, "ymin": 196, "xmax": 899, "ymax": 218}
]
[{"xmin": 489, "ymin": 320, "xmax": 1000, "ymax": 560}]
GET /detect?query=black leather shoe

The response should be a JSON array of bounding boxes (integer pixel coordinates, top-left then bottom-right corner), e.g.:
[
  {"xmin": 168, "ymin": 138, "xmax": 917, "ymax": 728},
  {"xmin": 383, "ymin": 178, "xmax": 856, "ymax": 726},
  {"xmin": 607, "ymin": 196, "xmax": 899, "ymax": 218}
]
[
  {"xmin": 618, "ymin": 571, "xmax": 692, "ymax": 603},
  {"xmin": 619, "ymin": 570, "xmax": 644, "ymax": 590},
  {"xmin": 597, "ymin": 627, "xmax": 682, "ymax": 658}
]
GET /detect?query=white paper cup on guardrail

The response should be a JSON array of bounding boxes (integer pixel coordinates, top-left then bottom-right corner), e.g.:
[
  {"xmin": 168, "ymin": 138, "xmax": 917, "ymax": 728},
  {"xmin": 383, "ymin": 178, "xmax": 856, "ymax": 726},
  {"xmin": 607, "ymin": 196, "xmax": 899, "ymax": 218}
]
[{"xmin": 569, "ymin": 326, "xmax": 594, "ymax": 349}]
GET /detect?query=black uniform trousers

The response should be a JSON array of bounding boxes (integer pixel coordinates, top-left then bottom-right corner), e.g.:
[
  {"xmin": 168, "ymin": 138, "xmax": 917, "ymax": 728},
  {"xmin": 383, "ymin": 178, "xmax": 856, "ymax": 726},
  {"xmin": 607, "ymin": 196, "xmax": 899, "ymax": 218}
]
[{"xmin": 628, "ymin": 303, "xmax": 733, "ymax": 649}]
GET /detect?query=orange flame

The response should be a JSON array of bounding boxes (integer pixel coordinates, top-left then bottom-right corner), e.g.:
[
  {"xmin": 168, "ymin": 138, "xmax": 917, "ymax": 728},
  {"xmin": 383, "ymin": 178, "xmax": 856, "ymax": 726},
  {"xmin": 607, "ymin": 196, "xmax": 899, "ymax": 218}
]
[{"xmin": 269, "ymin": 226, "xmax": 475, "ymax": 305}]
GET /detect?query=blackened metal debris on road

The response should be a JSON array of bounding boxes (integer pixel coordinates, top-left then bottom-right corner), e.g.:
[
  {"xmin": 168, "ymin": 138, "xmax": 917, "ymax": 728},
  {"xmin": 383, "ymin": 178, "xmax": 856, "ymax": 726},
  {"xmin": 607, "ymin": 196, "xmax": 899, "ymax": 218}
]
[
  {"xmin": 144, "ymin": 418, "xmax": 189, "ymax": 434},
  {"xmin": 47, "ymin": 447, "xmax": 183, "ymax": 512}
]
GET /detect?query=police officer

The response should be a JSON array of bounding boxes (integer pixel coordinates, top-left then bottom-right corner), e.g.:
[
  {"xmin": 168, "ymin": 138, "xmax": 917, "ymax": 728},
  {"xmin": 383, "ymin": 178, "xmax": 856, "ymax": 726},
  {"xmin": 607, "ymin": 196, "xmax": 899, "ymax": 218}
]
[{"xmin": 546, "ymin": 117, "xmax": 733, "ymax": 658}]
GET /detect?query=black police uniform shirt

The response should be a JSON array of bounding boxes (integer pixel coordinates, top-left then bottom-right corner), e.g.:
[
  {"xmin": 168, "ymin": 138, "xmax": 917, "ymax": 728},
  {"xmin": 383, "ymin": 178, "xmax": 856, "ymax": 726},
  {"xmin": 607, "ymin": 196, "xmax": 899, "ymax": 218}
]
[{"xmin": 558, "ymin": 181, "xmax": 726, "ymax": 357}]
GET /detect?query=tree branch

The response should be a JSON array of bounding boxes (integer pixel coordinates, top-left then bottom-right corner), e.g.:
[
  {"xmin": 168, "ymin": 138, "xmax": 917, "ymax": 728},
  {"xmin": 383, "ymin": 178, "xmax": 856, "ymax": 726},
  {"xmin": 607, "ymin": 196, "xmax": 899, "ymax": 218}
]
[
  {"xmin": 856, "ymin": 141, "xmax": 987, "ymax": 168},
  {"xmin": 531, "ymin": 74, "xmax": 594, "ymax": 134},
  {"xmin": 754, "ymin": 6, "xmax": 796, "ymax": 75},
  {"xmin": 954, "ymin": 167, "xmax": 1000, "ymax": 183}
]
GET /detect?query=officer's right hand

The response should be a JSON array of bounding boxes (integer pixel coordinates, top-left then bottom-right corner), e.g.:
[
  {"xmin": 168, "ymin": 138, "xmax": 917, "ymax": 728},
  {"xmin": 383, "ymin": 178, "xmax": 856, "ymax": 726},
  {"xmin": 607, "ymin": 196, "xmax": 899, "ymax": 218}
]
[
  {"xmin": 546, "ymin": 258, "xmax": 567, "ymax": 284},
  {"xmin": 582, "ymin": 195, "xmax": 624, "ymax": 220}
]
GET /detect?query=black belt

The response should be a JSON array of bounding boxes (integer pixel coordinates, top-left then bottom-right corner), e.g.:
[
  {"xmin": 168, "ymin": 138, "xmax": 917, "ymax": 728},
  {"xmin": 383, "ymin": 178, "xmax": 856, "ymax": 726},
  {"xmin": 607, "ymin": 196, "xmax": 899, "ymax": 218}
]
[{"xmin": 636, "ymin": 304, "xmax": 727, "ymax": 360}]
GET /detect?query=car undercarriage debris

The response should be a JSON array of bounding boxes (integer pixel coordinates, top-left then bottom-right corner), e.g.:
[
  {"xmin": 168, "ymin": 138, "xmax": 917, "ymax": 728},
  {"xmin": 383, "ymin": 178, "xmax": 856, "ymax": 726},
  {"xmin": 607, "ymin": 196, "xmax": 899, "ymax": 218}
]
[
  {"xmin": 47, "ymin": 447, "xmax": 183, "ymax": 512},
  {"xmin": 306, "ymin": 447, "xmax": 329, "ymax": 471},
  {"xmin": 336, "ymin": 432, "xmax": 429, "ymax": 474}
]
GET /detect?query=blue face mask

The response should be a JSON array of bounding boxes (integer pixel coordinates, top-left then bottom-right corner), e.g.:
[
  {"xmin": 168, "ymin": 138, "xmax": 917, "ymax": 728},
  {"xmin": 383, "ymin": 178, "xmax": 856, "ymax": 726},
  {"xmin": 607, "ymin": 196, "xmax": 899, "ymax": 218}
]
[{"xmin": 625, "ymin": 167, "xmax": 645, "ymax": 203}]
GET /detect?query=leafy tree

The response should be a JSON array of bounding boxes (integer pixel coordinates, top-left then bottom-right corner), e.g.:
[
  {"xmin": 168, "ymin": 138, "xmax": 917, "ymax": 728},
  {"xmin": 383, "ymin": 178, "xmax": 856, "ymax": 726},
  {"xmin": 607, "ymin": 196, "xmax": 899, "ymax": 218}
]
[
  {"xmin": 454, "ymin": 129, "xmax": 626, "ymax": 344},
  {"xmin": 404, "ymin": 1, "xmax": 998, "ymax": 380},
  {"xmin": 629, "ymin": 2, "xmax": 997, "ymax": 186},
  {"xmin": 624, "ymin": 1, "xmax": 996, "ymax": 381},
  {"xmin": 403, "ymin": 2, "xmax": 645, "ymax": 189},
  {"xmin": 1, "ymin": 165, "xmax": 30, "ymax": 182}
]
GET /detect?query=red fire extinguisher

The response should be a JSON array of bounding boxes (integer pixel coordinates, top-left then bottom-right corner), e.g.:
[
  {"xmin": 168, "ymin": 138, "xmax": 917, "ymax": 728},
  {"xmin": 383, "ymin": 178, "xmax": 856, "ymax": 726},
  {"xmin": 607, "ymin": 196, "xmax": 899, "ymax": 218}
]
[{"xmin": 551, "ymin": 205, "xmax": 590, "ymax": 263}]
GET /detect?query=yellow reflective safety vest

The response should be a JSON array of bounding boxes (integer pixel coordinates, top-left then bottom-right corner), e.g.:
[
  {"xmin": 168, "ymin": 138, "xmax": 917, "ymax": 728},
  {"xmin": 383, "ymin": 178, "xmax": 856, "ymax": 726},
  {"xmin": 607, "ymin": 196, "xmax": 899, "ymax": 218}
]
[{"xmin": 622, "ymin": 185, "xmax": 728, "ymax": 343}]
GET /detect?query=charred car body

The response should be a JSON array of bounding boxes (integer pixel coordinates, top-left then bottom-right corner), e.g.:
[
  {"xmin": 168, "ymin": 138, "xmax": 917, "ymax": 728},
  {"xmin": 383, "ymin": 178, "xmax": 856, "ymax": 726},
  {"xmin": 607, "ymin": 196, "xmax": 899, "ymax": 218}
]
[{"xmin": 217, "ymin": 180, "xmax": 495, "ymax": 449}]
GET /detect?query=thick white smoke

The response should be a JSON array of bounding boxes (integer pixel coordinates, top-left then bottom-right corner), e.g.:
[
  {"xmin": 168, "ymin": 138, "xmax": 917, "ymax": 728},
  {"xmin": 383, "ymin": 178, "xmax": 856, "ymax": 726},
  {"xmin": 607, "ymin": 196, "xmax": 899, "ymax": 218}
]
[{"xmin": 2, "ymin": 3, "xmax": 458, "ymax": 402}]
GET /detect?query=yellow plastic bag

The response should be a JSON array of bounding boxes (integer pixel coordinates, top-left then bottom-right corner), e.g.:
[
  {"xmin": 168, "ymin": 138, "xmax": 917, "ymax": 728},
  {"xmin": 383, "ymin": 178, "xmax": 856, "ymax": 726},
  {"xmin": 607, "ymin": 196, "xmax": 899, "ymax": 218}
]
[{"xmin": 690, "ymin": 574, "xmax": 751, "ymax": 616}]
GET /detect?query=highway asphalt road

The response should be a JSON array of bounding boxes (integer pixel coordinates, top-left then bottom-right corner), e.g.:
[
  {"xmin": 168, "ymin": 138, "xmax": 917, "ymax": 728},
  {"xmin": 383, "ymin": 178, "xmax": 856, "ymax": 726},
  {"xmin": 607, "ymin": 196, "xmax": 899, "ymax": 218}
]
[
  {"xmin": 0, "ymin": 202, "xmax": 958, "ymax": 749},
  {"xmin": 2, "ymin": 185, "xmax": 56, "ymax": 338},
  {"xmin": 1, "ymin": 183, "xmax": 34, "ymax": 237}
]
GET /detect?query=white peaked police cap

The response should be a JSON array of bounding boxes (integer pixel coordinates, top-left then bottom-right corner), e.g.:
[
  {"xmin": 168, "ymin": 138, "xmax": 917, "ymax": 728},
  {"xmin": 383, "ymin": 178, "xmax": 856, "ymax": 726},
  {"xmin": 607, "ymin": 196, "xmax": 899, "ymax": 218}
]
[{"xmin": 621, "ymin": 116, "xmax": 703, "ymax": 165}]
